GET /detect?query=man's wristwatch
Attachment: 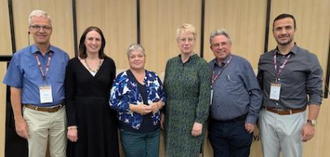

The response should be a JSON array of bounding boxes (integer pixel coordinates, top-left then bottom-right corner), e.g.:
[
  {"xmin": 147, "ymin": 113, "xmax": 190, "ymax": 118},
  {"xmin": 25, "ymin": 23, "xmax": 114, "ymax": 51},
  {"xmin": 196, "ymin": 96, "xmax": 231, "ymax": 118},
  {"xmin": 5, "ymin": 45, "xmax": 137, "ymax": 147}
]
[{"xmin": 307, "ymin": 119, "xmax": 317, "ymax": 126}]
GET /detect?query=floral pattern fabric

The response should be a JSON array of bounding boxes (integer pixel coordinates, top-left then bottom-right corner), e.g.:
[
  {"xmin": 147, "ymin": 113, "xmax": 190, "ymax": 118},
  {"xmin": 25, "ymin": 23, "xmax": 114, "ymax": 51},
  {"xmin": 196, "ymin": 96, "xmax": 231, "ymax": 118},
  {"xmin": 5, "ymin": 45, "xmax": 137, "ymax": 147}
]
[{"xmin": 110, "ymin": 70, "xmax": 166, "ymax": 130}]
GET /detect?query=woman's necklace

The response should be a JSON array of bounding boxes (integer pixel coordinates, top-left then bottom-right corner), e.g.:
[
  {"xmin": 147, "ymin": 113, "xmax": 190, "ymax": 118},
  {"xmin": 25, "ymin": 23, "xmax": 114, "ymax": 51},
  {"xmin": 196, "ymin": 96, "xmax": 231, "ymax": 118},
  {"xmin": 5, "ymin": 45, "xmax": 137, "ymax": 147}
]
[{"xmin": 84, "ymin": 58, "xmax": 102, "ymax": 73}]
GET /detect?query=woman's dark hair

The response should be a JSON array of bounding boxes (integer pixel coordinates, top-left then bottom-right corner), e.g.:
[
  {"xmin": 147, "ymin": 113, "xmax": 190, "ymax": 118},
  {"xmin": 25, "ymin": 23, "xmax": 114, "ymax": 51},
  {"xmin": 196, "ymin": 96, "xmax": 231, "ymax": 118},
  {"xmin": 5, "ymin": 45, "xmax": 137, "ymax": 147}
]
[{"xmin": 78, "ymin": 26, "xmax": 106, "ymax": 59}]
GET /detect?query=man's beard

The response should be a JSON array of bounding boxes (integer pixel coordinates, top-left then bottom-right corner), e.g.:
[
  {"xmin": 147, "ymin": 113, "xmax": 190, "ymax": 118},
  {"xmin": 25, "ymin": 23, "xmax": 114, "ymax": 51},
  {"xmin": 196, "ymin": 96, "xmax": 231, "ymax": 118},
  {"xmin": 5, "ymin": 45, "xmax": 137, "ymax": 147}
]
[{"xmin": 277, "ymin": 36, "xmax": 293, "ymax": 46}]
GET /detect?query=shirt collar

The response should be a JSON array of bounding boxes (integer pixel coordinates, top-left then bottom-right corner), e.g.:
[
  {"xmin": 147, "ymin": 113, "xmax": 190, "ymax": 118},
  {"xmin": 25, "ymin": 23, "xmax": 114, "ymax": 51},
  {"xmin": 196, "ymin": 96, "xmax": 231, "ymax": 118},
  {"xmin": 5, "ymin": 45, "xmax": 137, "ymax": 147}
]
[
  {"xmin": 275, "ymin": 43, "xmax": 298, "ymax": 56},
  {"xmin": 177, "ymin": 53, "xmax": 197, "ymax": 63},
  {"xmin": 212, "ymin": 54, "xmax": 232, "ymax": 67},
  {"xmin": 30, "ymin": 44, "xmax": 54, "ymax": 55}
]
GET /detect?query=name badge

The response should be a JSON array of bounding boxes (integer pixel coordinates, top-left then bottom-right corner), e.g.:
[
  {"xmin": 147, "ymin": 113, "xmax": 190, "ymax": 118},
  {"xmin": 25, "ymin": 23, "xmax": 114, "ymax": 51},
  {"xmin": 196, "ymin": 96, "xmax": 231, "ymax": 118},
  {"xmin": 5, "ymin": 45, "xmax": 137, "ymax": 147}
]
[
  {"xmin": 270, "ymin": 83, "xmax": 281, "ymax": 101},
  {"xmin": 39, "ymin": 85, "xmax": 53, "ymax": 103},
  {"xmin": 210, "ymin": 87, "xmax": 214, "ymax": 105}
]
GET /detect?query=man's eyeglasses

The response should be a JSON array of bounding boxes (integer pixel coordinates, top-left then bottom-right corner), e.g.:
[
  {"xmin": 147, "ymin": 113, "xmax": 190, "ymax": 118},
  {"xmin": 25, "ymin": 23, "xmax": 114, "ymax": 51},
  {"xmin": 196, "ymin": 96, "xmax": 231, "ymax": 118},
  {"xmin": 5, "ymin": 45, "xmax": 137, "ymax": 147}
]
[{"xmin": 29, "ymin": 25, "xmax": 52, "ymax": 31}]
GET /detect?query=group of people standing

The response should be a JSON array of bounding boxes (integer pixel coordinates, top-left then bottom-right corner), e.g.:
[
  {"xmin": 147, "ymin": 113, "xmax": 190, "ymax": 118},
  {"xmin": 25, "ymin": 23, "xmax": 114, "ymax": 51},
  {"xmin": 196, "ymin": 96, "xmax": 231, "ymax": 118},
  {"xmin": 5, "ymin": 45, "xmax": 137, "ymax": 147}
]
[{"xmin": 3, "ymin": 9, "xmax": 323, "ymax": 157}]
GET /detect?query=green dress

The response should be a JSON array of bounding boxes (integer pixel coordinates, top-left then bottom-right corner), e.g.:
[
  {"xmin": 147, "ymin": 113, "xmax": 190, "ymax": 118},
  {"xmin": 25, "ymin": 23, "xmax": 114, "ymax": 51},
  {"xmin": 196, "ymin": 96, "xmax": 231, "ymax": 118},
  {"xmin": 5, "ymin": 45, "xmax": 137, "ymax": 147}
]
[{"xmin": 164, "ymin": 54, "xmax": 212, "ymax": 157}]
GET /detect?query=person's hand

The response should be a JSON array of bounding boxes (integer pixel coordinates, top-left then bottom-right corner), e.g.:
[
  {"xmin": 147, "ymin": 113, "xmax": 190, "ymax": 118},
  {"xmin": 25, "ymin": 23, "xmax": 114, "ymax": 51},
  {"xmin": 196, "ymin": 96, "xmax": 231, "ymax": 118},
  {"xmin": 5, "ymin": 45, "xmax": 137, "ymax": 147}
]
[
  {"xmin": 191, "ymin": 122, "xmax": 203, "ymax": 137},
  {"xmin": 301, "ymin": 123, "xmax": 315, "ymax": 142},
  {"xmin": 130, "ymin": 104, "xmax": 152, "ymax": 115},
  {"xmin": 67, "ymin": 126, "xmax": 78, "ymax": 142},
  {"xmin": 150, "ymin": 101, "xmax": 162, "ymax": 114},
  {"xmin": 245, "ymin": 123, "xmax": 255, "ymax": 134},
  {"xmin": 15, "ymin": 119, "xmax": 29, "ymax": 139},
  {"xmin": 160, "ymin": 113, "xmax": 165, "ymax": 130}
]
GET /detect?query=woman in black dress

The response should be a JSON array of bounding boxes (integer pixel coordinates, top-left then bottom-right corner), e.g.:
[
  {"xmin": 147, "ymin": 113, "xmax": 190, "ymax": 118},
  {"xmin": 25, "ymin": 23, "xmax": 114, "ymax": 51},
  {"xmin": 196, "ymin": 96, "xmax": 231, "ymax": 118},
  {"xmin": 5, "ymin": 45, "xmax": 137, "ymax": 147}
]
[{"xmin": 65, "ymin": 26, "xmax": 119, "ymax": 157}]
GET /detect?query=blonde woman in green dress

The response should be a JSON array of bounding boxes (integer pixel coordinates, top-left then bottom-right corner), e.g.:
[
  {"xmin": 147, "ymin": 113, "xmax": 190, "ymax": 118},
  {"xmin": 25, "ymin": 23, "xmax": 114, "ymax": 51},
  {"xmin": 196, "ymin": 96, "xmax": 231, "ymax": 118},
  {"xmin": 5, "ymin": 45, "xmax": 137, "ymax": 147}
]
[{"xmin": 163, "ymin": 23, "xmax": 212, "ymax": 157}]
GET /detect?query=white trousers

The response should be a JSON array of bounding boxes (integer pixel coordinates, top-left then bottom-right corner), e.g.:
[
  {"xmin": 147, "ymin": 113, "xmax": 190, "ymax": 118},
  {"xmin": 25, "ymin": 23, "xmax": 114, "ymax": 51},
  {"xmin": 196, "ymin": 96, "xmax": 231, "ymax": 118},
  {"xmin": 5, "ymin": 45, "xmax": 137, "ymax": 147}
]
[
  {"xmin": 23, "ymin": 106, "xmax": 67, "ymax": 157},
  {"xmin": 259, "ymin": 108, "xmax": 305, "ymax": 157}
]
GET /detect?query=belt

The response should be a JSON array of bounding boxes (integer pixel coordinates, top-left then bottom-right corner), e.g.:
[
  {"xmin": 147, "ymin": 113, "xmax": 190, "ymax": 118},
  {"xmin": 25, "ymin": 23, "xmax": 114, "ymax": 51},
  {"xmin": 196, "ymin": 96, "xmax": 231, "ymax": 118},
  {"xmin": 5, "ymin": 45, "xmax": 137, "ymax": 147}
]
[
  {"xmin": 24, "ymin": 103, "xmax": 64, "ymax": 112},
  {"xmin": 264, "ymin": 107, "xmax": 306, "ymax": 115},
  {"xmin": 212, "ymin": 114, "xmax": 246, "ymax": 123}
]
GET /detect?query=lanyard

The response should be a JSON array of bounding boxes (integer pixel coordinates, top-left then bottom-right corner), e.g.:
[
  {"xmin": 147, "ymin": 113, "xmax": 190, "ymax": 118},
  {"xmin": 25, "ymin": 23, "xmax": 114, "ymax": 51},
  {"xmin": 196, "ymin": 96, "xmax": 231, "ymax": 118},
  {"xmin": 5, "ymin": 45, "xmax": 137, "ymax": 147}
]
[
  {"xmin": 211, "ymin": 56, "xmax": 232, "ymax": 84},
  {"xmin": 34, "ymin": 52, "xmax": 52, "ymax": 81},
  {"xmin": 273, "ymin": 52, "xmax": 290, "ymax": 82}
]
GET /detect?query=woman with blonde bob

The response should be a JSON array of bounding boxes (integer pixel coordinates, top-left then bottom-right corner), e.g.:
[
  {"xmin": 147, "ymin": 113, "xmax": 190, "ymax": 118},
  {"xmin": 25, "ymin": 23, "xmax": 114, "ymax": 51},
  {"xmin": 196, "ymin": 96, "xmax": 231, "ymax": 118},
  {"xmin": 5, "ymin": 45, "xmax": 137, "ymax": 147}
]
[{"xmin": 163, "ymin": 23, "xmax": 212, "ymax": 157}]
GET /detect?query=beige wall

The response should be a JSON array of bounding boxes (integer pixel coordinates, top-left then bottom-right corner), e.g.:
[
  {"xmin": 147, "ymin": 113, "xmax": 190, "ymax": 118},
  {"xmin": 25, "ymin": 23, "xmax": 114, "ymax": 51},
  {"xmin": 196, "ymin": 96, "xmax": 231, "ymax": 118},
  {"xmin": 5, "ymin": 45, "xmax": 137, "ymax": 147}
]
[
  {"xmin": 76, "ymin": 0, "xmax": 137, "ymax": 69},
  {"xmin": 0, "ymin": 0, "xmax": 12, "ymax": 55},
  {"xmin": 0, "ymin": 0, "xmax": 11, "ymax": 155},
  {"xmin": 11, "ymin": 0, "xmax": 75, "ymax": 57},
  {"xmin": 269, "ymin": 0, "xmax": 330, "ymax": 71},
  {"xmin": 0, "ymin": 0, "xmax": 329, "ymax": 157},
  {"xmin": 140, "ymin": 0, "xmax": 202, "ymax": 73},
  {"xmin": 203, "ymin": 0, "xmax": 267, "ymax": 69},
  {"xmin": 0, "ymin": 63, "xmax": 7, "ymax": 157}
]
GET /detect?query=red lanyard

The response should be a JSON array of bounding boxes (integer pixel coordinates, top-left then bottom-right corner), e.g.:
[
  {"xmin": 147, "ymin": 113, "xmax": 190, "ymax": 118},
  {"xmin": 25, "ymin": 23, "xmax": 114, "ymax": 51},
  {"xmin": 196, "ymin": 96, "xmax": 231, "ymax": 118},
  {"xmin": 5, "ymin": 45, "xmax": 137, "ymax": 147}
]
[
  {"xmin": 211, "ymin": 56, "xmax": 232, "ymax": 84},
  {"xmin": 273, "ymin": 52, "xmax": 290, "ymax": 82},
  {"xmin": 34, "ymin": 52, "xmax": 52, "ymax": 81}
]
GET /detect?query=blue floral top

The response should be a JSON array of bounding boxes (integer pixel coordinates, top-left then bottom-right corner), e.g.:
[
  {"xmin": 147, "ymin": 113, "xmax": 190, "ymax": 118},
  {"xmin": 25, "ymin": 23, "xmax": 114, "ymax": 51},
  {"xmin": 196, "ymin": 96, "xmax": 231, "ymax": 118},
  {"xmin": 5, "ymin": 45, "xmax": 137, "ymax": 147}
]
[{"xmin": 110, "ymin": 70, "xmax": 166, "ymax": 130}]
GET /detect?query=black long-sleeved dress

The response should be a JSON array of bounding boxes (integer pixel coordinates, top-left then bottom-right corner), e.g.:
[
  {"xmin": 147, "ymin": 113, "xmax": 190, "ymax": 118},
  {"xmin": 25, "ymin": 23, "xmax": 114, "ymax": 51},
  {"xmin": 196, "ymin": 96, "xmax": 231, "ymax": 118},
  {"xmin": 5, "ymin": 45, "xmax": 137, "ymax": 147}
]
[{"xmin": 65, "ymin": 57, "xmax": 119, "ymax": 157}]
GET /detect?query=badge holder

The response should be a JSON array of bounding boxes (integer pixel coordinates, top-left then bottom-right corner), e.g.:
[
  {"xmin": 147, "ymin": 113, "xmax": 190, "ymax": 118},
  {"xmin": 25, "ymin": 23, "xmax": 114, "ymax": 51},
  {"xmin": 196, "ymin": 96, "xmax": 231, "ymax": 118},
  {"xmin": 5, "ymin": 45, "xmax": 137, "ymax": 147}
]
[
  {"xmin": 270, "ymin": 82, "xmax": 281, "ymax": 101},
  {"xmin": 39, "ymin": 84, "xmax": 53, "ymax": 103},
  {"xmin": 210, "ymin": 86, "xmax": 213, "ymax": 105}
]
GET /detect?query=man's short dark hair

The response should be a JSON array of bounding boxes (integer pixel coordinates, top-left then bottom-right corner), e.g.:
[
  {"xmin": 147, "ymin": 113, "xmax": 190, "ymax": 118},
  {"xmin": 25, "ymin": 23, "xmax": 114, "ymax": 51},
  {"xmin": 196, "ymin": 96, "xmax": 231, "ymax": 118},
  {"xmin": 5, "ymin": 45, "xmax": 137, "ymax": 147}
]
[{"xmin": 273, "ymin": 13, "xmax": 296, "ymax": 30}]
